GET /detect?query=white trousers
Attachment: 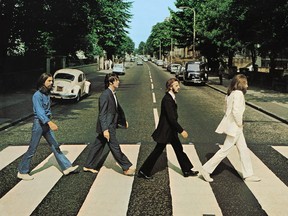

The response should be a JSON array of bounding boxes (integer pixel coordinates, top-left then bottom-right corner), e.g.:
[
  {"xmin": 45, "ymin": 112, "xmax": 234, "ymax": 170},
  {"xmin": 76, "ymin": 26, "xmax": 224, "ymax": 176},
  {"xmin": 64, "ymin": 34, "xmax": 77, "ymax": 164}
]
[{"xmin": 203, "ymin": 131, "xmax": 254, "ymax": 178}]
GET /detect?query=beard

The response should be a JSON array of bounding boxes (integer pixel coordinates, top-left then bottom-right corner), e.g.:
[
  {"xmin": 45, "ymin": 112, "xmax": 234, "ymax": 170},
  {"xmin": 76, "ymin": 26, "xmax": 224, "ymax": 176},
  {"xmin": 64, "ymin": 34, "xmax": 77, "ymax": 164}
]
[
  {"xmin": 39, "ymin": 85, "xmax": 52, "ymax": 95},
  {"xmin": 172, "ymin": 88, "xmax": 179, "ymax": 94}
]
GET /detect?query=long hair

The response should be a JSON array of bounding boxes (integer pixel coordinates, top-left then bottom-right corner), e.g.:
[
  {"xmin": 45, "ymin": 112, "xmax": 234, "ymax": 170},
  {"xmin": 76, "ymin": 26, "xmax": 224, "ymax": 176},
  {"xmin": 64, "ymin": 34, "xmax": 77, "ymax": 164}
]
[
  {"xmin": 104, "ymin": 73, "xmax": 119, "ymax": 89},
  {"xmin": 36, "ymin": 73, "xmax": 52, "ymax": 90},
  {"xmin": 227, "ymin": 74, "xmax": 248, "ymax": 95},
  {"xmin": 165, "ymin": 78, "xmax": 179, "ymax": 92}
]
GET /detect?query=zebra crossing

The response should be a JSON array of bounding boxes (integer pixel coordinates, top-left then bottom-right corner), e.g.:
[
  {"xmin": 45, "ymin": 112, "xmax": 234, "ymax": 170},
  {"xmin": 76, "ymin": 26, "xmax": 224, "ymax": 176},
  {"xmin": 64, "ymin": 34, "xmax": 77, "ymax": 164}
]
[{"xmin": 0, "ymin": 144, "xmax": 287, "ymax": 215}]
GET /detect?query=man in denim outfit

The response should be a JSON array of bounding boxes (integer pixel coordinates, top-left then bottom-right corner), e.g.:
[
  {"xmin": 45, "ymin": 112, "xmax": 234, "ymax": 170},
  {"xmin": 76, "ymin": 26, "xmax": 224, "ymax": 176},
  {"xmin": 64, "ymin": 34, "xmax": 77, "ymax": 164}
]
[{"xmin": 17, "ymin": 73, "xmax": 79, "ymax": 180}]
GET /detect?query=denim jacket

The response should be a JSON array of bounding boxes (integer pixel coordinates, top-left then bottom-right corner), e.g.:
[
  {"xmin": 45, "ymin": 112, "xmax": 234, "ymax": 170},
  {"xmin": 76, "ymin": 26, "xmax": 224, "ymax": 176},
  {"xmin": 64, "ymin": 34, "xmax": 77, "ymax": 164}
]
[{"xmin": 32, "ymin": 90, "xmax": 52, "ymax": 124}]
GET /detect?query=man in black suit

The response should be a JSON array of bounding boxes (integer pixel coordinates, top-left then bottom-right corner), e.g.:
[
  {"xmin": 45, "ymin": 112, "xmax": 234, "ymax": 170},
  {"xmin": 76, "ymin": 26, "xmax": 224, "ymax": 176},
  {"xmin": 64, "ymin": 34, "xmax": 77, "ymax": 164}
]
[
  {"xmin": 84, "ymin": 73, "xmax": 135, "ymax": 176},
  {"xmin": 138, "ymin": 78, "xmax": 198, "ymax": 179}
]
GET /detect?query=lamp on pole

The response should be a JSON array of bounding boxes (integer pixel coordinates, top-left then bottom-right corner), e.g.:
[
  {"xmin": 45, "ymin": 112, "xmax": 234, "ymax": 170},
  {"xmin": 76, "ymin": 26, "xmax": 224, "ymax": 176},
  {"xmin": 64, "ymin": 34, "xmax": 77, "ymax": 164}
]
[{"xmin": 178, "ymin": 6, "xmax": 196, "ymax": 59}]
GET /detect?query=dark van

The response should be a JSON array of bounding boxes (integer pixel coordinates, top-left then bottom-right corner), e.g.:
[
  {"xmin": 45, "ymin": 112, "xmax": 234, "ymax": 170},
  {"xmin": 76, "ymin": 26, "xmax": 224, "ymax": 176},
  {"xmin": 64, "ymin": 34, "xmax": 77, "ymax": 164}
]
[{"xmin": 183, "ymin": 61, "xmax": 208, "ymax": 85}]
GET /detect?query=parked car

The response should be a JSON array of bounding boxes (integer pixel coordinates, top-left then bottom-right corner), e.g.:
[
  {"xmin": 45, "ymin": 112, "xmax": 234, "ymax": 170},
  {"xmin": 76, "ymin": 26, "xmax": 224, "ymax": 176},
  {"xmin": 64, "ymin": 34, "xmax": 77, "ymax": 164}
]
[
  {"xmin": 170, "ymin": 63, "xmax": 181, "ymax": 74},
  {"xmin": 51, "ymin": 68, "xmax": 91, "ymax": 102},
  {"xmin": 162, "ymin": 61, "xmax": 169, "ymax": 68},
  {"xmin": 112, "ymin": 63, "xmax": 125, "ymax": 75},
  {"xmin": 175, "ymin": 65, "xmax": 185, "ymax": 80},
  {"xmin": 156, "ymin": 60, "xmax": 164, "ymax": 66},
  {"xmin": 183, "ymin": 61, "xmax": 208, "ymax": 85},
  {"xmin": 167, "ymin": 63, "xmax": 172, "ymax": 72}
]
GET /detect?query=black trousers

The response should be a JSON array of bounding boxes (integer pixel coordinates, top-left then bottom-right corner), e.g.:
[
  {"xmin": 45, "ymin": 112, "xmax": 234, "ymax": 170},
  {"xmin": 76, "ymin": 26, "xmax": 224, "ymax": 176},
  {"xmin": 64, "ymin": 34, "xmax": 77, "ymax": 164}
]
[
  {"xmin": 85, "ymin": 129, "xmax": 132, "ymax": 171},
  {"xmin": 140, "ymin": 137, "xmax": 193, "ymax": 176}
]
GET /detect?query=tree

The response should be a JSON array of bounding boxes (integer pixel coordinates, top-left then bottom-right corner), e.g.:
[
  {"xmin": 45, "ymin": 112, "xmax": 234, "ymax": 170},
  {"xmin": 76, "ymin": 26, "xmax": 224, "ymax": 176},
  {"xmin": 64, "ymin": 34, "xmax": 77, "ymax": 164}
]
[
  {"xmin": 137, "ymin": 42, "xmax": 146, "ymax": 55},
  {"xmin": 145, "ymin": 20, "xmax": 172, "ymax": 59}
]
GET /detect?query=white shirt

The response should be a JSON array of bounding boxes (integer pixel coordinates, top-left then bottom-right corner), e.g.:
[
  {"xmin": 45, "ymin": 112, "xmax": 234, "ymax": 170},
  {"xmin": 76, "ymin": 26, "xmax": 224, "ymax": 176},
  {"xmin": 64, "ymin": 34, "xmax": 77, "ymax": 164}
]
[
  {"xmin": 168, "ymin": 91, "xmax": 176, "ymax": 102},
  {"xmin": 108, "ymin": 87, "xmax": 117, "ymax": 107}
]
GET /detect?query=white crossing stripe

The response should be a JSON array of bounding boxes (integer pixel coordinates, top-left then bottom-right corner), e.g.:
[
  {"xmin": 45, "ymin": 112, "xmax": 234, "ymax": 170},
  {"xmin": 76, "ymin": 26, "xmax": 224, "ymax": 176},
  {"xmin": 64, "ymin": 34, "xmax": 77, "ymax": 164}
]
[
  {"xmin": 77, "ymin": 144, "xmax": 140, "ymax": 216},
  {"xmin": 153, "ymin": 108, "xmax": 159, "ymax": 129},
  {"xmin": 0, "ymin": 146, "xmax": 28, "ymax": 171},
  {"xmin": 0, "ymin": 145, "xmax": 86, "ymax": 216},
  {"xmin": 272, "ymin": 146, "xmax": 288, "ymax": 159},
  {"xmin": 226, "ymin": 146, "xmax": 288, "ymax": 215},
  {"xmin": 152, "ymin": 92, "xmax": 156, "ymax": 103},
  {"xmin": 167, "ymin": 145, "xmax": 223, "ymax": 216}
]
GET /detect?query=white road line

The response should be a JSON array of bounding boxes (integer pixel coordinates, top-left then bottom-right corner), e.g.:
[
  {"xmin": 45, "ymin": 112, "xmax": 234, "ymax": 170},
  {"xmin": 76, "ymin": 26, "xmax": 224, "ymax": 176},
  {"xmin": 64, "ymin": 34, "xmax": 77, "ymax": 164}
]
[
  {"xmin": 272, "ymin": 146, "xmax": 288, "ymax": 159},
  {"xmin": 151, "ymin": 83, "xmax": 154, "ymax": 90},
  {"xmin": 0, "ymin": 146, "xmax": 28, "ymax": 171},
  {"xmin": 0, "ymin": 145, "xmax": 86, "ymax": 216},
  {"xmin": 77, "ymin": 144, "xmax": 140, "ymax": 216},
  {"xmin": 167, "ymin": 145, "xmax": 223, "ymax": 216},
  {"xmin": 153, "ymin": 108, "xmax": 159, "ymax": 129},
  {"xmin": 150, "ymin": 78, "xmax": 153, "ymax": 83},
  {"xmin": 226, "ymin": 146, "xmax": 288, "ymax": 215},
  {"xmin": 152, "ymin": 92, "xmax": 156, "ymax": 103}
]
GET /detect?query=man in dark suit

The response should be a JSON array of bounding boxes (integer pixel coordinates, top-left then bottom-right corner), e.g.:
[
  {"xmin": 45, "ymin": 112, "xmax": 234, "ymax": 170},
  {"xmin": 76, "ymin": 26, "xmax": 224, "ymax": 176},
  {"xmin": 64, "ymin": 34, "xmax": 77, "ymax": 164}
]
[
  {"xmin": 138, "ymin": 78, "xmax": 198, "ymax": 179},
  {"xmin": 84, "ymin": 73, "xmax": 135, "ymax": 176}
]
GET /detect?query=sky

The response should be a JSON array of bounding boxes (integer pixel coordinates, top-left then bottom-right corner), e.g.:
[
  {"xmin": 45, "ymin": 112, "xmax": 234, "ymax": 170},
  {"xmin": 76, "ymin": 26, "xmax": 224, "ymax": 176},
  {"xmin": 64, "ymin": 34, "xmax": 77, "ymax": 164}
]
[{"xmin": 128, "ymin": 0, "xmax": 177, "ymax": 48}]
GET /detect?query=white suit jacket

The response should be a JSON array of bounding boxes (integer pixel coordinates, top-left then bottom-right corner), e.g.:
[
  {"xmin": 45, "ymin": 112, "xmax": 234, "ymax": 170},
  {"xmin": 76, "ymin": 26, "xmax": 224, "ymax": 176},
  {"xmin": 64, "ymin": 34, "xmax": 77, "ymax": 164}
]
[{"xmin": 215, "ymin": 90, "xmax": 245, "ymax": 137}]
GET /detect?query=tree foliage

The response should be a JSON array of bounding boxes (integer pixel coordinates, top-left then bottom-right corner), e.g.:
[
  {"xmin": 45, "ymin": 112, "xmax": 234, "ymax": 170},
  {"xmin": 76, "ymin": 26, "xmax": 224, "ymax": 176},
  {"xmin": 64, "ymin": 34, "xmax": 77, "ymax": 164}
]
[
  {"xmin": 144, "ymin": 0, "xmax": 288, "ymax": 73},
  {"xmin": 0, "ymin": 0, "xmax": 134, "ymax": 71}
]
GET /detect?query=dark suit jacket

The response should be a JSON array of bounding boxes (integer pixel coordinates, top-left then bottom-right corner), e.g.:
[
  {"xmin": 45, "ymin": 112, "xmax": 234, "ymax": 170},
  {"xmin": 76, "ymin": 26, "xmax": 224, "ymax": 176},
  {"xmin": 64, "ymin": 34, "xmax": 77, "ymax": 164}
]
[
  {"xmin": 152, "ymin": 92, "xmax": 184, "ymax": 143},
  {"xmin": 96, "ymin": 88, "xmax": 126, "ymax": 134}
]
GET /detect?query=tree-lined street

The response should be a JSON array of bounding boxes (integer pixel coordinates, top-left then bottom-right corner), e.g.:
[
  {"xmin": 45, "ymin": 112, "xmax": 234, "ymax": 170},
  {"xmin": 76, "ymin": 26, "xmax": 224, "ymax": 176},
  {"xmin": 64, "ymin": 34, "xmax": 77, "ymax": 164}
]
[{"xmin": 0, "ymin": 62, "xmax": 287, "ymax": 215}]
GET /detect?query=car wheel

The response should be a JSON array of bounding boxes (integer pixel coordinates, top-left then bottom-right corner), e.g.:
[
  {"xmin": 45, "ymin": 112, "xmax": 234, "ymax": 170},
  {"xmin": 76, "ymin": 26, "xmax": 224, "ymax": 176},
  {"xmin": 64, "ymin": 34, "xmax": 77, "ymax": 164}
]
[
  {"xmin": 75, "ymin": 92, "xmax": 81, "ymax": 103},
  {"xmin": 88, "ymin": 85, "xmax": 92, "ymax": 96}
]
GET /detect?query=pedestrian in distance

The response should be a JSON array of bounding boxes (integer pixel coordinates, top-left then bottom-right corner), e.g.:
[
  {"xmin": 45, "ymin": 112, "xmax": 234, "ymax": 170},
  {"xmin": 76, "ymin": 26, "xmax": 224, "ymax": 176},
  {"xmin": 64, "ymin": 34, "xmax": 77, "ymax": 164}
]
[
  {"xmin": 218, "ymin": 61, "xmax": 225, "ymax": 85},
  {"xmin": 200, "ymin": 74, "xmax": 261, "ymax": 182},
  {"xmin": 17, "ymin": 73, "xmax": 79, "ymax": 180},
  {"xmin": 83, "ymin": 73, "xmax": 135, "ymax": 176},
  {"xmin": 138, "ymin": 78, "xmax": 199, "ymax": 179}
]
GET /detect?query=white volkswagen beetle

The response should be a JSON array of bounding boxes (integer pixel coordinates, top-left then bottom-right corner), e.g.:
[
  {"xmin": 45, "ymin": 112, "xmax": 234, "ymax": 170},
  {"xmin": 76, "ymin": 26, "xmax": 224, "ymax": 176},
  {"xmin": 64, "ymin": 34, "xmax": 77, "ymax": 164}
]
[{"xmin": 51, "ymin": 68, "xmax": 91, "ymax": 102}]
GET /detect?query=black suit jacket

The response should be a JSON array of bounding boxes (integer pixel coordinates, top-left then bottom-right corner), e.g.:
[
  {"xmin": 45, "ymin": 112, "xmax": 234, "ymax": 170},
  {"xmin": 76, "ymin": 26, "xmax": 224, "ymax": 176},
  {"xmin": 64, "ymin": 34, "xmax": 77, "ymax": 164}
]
[
  {"xmin": 96, "ymin": 88, "xmax": 126, "ymax": 134},
  {"xmin": 152, "ymin": 92, "xmax": 184, "ymax": 143}
]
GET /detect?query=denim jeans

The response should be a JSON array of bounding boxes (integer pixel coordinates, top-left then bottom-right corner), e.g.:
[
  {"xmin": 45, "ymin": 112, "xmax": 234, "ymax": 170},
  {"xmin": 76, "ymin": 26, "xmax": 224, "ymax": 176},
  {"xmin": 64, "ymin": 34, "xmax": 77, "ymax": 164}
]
[{"xmin": 18, "ymin": 119, "xmax": 72, "ymax": 174}]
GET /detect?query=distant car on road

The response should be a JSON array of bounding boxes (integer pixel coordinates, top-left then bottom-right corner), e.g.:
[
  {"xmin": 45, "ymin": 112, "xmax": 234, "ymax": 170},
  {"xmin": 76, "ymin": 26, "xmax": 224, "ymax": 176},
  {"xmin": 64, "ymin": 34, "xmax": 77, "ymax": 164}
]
[
  {"xmin": 112, "ymin": 63, "xmax": 125, "ymax": 75},
  {"xmin": 170, "ymin": 63, "xmax": 181, "ymax": 74},
  {"xmin": 51, "ymin": 68, "xmax": 91, "ymax": 102},
  {"xmin": 183, "ymin": 61, "xmax": 208, "ymax": 85},
  {"xmin": 156, "ymin": 60, "xmax": 164, "ymax": 66},
  {"xmin": 137, "ymin": 59, "xmax": 143, "ymax": 65},
  {"xmin": 175, "ymin": 65, "xmax": 185, "ymax": 80}
]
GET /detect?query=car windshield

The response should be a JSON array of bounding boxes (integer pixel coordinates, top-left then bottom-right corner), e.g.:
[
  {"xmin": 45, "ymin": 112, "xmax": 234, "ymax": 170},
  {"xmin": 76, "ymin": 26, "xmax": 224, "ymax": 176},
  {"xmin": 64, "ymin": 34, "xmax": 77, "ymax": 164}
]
[
  {"xmin": 55, "ymin": 73, "xmax": 75, "ymax": 81},
  {"xmin": 172, "ymin": 65, "xmax": 180, "ymax": 69},
  {"xmin": 187, "ymin": 63, "xmax": 201, "ymax": 71}
]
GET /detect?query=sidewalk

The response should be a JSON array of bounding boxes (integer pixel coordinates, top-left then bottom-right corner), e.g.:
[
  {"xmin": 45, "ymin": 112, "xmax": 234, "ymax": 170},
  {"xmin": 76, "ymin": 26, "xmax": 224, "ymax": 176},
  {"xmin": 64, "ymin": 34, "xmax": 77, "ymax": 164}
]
[
  {"xmin": 0, "ymin": 75, "xmax": 287, "ymax": 131},
  {"xmin": 206, "ymin": 76, "xmax": 288, "ymax": 124}
]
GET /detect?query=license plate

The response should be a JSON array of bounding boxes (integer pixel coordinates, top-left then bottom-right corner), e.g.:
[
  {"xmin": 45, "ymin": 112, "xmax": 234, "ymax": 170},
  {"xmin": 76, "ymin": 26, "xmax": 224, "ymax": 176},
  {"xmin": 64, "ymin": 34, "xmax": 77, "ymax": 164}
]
[{"xmin": 57, "ymin": 86, "xmax": 63, "ymax": 91}]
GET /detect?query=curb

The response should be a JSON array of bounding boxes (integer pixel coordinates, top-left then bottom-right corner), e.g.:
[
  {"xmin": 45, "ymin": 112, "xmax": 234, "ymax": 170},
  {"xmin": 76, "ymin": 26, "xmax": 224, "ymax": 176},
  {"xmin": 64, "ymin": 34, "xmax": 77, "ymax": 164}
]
[
  {"xmin": 206, "ymin": 83, "xmax": 288, "ymax": 125},
  {"xmin": 0, "ymin": 103, "xmax": 57, "ymax": 132}
]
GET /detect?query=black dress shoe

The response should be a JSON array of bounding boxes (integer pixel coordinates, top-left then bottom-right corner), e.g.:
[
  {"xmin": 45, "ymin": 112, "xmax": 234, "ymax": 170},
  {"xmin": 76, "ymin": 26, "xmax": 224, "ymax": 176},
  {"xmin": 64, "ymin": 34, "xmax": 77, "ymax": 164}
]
[
  {"xmin": 137, "ymin": 170, "xmax": 153, "ymax": 179},
  {"xmin": 183, "ymin": 170, "xmax": 199, "ymax": 177}
]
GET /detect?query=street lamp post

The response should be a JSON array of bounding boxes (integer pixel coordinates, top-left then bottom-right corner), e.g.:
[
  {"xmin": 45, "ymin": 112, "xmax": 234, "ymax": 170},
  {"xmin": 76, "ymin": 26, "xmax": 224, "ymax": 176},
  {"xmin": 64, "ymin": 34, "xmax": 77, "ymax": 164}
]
[{"xmin": 179, "ymin": 6, "xmax": 196, "ymax": 59}]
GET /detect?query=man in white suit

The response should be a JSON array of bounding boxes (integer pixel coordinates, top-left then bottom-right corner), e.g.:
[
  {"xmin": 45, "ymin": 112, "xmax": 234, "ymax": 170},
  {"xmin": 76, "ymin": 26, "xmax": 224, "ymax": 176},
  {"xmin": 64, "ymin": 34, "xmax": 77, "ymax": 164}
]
[{"xmin": 201, "ymin": 74, "xmax": 260, "ymax": 183}]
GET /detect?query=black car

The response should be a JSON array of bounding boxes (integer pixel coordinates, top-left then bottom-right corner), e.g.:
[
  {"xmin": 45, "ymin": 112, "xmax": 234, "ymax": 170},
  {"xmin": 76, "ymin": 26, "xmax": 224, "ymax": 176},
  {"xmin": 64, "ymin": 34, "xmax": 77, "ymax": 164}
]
[{"xmin": 183, "ymin": 61, "xmax": 208, "ymax": 85}]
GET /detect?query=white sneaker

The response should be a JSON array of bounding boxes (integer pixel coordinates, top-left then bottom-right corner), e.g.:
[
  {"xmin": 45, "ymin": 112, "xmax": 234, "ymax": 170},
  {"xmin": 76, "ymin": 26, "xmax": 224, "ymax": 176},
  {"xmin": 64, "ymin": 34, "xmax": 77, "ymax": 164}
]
[
  {"xmin": 201, "ymin": 169, "xmax": 214, "ymax": 182},
  {"xmin": 244, "ymin": 175, "xmax": 261, "ymax": 182},
  {"xmin": 17, "ymin": 172, "xmax": 34, "ymax": 180},
  {"xmin": 63, "ymin": 165, "xmax": 79, "ymax": 175}
]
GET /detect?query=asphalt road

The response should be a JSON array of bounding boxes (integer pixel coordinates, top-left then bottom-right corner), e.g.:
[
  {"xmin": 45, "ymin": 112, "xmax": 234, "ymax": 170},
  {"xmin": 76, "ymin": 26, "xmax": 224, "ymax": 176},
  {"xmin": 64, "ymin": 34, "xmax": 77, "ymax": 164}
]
[{"xmin": 0, "ymin": 62, "xmax": 287, "ymax": 216}]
